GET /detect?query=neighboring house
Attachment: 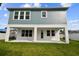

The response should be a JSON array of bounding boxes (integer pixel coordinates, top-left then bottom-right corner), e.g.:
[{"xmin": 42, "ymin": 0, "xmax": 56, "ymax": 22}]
[
  {"xmin": 0, "ymin": 28, "xmax": 6, "ymax": 40},
  {"xmin": 6, "ymin": 7, "xmax": 69, "ymax": 43},
  {"xmin": 69, "ymin": 30, "xmax": 79, "ymax": 40},
  {"xmin": 0, "ymin": 29, "xmax": 6, "ymax": 33}
]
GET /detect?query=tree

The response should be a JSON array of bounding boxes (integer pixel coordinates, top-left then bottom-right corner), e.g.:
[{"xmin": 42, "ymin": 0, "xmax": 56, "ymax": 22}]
[{"xmin": 0, "ymin": 3, "xmax": 2, "ymax": 6}]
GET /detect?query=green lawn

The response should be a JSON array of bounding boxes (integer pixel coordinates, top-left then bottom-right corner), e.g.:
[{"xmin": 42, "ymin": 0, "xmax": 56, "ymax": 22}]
[{"xmin": 0, "ymin": 40, "xmax": 79, "ymax": 56}]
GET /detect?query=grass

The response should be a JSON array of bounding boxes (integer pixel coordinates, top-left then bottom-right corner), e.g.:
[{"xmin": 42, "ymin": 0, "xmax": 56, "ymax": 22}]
[{"xmin": 0, "ymin": 40, "xmax": 79, "ymax": 56}]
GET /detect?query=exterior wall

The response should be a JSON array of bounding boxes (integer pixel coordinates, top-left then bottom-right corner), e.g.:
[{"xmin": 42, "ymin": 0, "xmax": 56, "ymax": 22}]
[
  {"xmin": 16, "ymin": 28, "xmax": 34, "ymax": 41},
  {"xmin": 5, "ymin": 24, "xmax": 69, "ymax": 43},
  {"xmin": 15, "ymin": 28, "xmax": 60, "ymax": 41},
  {"xmin": 37, "ymin": 28, "xmax": 60, "ymax": 41},
  {"xmin": 69, "ymin": 33, "xmax": 79, "ymax": 40},
  {"xmin": 8, "ymin": 11, "xmax": 67, "ymax": 24}
]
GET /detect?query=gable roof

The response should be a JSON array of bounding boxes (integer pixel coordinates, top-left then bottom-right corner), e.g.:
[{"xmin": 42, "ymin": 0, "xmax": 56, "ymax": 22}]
[{"xmin": 7, "ymin": 7, "xmax": 68, "ymax": 11}]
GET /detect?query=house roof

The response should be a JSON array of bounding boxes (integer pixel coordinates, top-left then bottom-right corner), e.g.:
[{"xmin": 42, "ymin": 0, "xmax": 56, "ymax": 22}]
[{"xmin": 7, "ymin": 7, "xmax": 68, "ymax": 11}]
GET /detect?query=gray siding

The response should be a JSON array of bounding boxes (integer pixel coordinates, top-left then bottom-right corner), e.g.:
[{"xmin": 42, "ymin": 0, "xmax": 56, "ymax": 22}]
[{"xmin": 8, "ymin": 11, "xmax": 67, "ymax": 24}]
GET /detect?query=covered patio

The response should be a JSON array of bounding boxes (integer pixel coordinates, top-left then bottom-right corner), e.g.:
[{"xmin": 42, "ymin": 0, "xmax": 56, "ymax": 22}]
[{"xmin": 5, "ymin": 24, "xmax": 69, "ymax": 43}]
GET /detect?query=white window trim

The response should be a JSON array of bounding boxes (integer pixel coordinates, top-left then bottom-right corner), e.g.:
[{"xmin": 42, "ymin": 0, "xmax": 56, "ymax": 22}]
[
  {"xmin": 19, "ymin": 11, "xmax": 25, "ymax": 20},
  {"xmin": 21, "ymin": 30, "xmax": 32, "ymax": 37},
  {"xmin": 13, "ymin": 11, "xmax": 31, "ymax": 20},
  {"xmin": 25, "ymin": 11, "xmax": 31, "ymax": 20},
  {"xmin": 13, "ymin": 11, "xmax": 19, "ymax": 20},
  {"xmin": 41, "ymin": 11, "xmax": 47, "ymax": 18},
  {"xmin": 18, "ymin": 11, "xmax": 20, "ymax": 20}
]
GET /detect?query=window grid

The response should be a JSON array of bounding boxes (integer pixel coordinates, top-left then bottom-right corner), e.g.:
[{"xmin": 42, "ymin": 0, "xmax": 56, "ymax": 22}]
[
  {"xmin": 13, "ymin": 11, "xmax": 31, "ymax": 20},
  {"xmin": 21, "ymin": 30, "xmax": 32, "ymax": 37},
  {"xmin": 14, "ymin": 11, "xmax": 19, "ymax": 19},
  {"xmin": 20, "ymin": 11, "xmax": 24, "ymax": 19},
  {"xmin": 47, "ymin": 30, "xmax": 55, "ymax": 36}
]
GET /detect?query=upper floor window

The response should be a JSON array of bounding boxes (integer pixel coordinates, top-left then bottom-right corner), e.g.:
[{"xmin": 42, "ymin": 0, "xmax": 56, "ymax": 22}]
[
  {"xmin": 41, "ymin": 11, "xmax": 47, "ymax": 18},
  {"xmin": 20, "ymin": 11, "xmax": 24, "ymax": 19},
  {"xmin": 14, "ymin": 11, "xmax": 19, "ymax": 19},
  {"xmin": 25, "ymin": 11, "xmax": 30, "ymax": 19},
  {"xmin": 13, "ymin": 11, "xmax": 31, "ymax": 20}
]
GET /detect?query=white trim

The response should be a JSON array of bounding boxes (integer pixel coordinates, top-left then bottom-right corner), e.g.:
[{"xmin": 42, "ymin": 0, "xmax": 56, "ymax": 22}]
[
  {"xmin": 18, "ymin": 11, "xmax": 20, "ymax": 20},
  {"xmin": 13, "ymin": 11, "xmax": 31, "ymax": 20},
  {"xmin": 41, "ymin": 11, "xmax": 47, "ymax": 18},
  {"xmin": 30, "ymin": 11, "xmax": 31, "ymax": 20},
  {"xmin": 6, "ymin": 40, "xmax": 65, "ymax": 44},
  {"xmin": 19, "ymin": 11, "xmax": 25, "ymax": 20},
  {"xmin": 13, "ymin": 11, "xmax": 20, "ymax": 20},
  {"xmin": 65, "ymin": 27, "xmax": 69, "ymax": 44},
  {"xmin": 33, "ymin": 27, "xmax": 37, "ymax": 42},
  {"xmin": 8, "ymin": 24, "xmax": 67, "ymax": 28},
  {"xmin": 24, "ymin": 11, "xmax": 26, "ymax": 20},
  {"xmin": 25, "ymin": 11, "xmax": 31, "ymax": 20},
  {"xmin": 13, "ymin": 11, "xmax": 15, "ymax": 20}
]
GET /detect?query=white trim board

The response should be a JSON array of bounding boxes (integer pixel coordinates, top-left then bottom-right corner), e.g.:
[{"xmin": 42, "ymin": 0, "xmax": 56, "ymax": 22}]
[{"xmin": 8, "ymin": 24, "xmax": 67, "ymax": 28}]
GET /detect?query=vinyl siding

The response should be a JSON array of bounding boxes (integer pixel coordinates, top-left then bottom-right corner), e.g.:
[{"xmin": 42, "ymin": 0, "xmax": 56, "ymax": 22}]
[{"xmin": 8, "ymin": 10, "xmax": 67, "ymax": 24}]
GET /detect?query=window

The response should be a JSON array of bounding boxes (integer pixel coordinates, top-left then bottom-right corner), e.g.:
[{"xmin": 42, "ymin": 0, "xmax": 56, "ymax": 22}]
[
  {"xmin": 47, "ymin": 30, "xmax": 55, "ymax": 36},
  {"xmin": 25, "ymin": 11, "xmax": 30, "ymax": 19},
  {"xmin": 21, "ymin": 30, "xmax": 25, "ymax": 37},
  {"xmin": 47, "ymin": 30, "xmax": 50, "ymax": 36},
  {"xmin": 13, "ymin": 11, "xmax": 31, "ymax": 20},
  {"xmin": 41, "ymin": 11, "xmax": 47, "ymax": 18},
  {"xmin": 21, "ymin": 30, "xmax": 32, "ymax": 37},
  {"xmin": 20, "ymin": 11, "xmax": 24, "ymax": 19},
  {"xmin": 14, "ymin": 11, "xmax": 19, "ymax": 19},
  {"xmin": 29, "ymin": 30, "xmax": 32, "ymax": 37},
  {"xmin": 51, "ymin": 30, "xmax": 55, "ymax": 36},
  {"xmin": 41, "ymin": 30, "xmax": 43, "ymax": 38},
  {"xmin": 25, "ymin": 30, "xmax": 28, "ymax": 37}
]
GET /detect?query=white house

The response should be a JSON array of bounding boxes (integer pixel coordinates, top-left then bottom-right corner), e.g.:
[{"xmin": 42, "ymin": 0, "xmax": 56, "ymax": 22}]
[{"xmin": 5, "ymin": 7, "xmax": 69, "ymax": 44}]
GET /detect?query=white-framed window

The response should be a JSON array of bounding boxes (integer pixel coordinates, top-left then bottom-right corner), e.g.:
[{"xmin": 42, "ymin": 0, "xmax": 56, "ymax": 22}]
[
  {"xmin": 20, "ymin": 11, "xmax": 24, "ymax": 19},
  {"xmin": 13, "ymin": 11, "xmax": 19, "ymax": 20},
  {"xmin": 21, "ymin": 30, "xmax": 32, "ymax": 37},
  {"xmin": 13, "ymin": 11, "xmax": 31, "ymax": 20},
  {"xmin": 25, "ymin": 11, "xmax": 31, "ymax": 20},
  {"xmin": 47, "ymin": 30, "xmax": 55, "ymax": 36},
  {"xmin": 41, "ymin": 11, "xmax": 47, "ymax": 18}
]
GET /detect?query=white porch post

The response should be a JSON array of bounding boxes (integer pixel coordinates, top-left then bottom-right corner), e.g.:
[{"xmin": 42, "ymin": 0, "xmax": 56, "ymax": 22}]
[
  {"xmin": 65, "ymin": 27, "xmax": 69, "ymax": 44},
  {"xmin": 33, "ymin": 27, "xmax": 37, "ymax": 42},
  {"xmin": 5, "ymin": 27, "xmax": 10, "ymax": 42},
  {"xmin": 57, "ymin": 29, "xmax": 60, "ymax": 41}
]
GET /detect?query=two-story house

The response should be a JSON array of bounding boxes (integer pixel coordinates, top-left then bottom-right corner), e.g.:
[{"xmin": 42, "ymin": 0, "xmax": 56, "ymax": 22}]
[{"xmin": 5, "ymin": 7, "xmax": 69, "ymax": 44}]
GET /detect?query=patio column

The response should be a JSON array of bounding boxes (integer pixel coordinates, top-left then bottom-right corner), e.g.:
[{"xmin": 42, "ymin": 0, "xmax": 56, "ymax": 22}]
[
  {"xmin": 65, "ymin": 27, "xmax": 69, "ymax": 44},
  {"xmin": 33, "ymin": 27, "xmax": 37, "ymax": 42},
  {"xmin": 5, "ymin": 27, "xmax": 10, "ymax": 42}
]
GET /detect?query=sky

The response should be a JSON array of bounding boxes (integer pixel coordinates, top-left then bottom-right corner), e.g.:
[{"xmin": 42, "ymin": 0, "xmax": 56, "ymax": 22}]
[{"xmin": 0, "ymin": 3, "xmax": 79, "ymax": 30}]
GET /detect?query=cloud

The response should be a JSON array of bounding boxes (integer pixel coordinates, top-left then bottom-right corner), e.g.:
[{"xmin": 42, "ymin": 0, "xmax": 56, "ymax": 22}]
[
  {"xmin": 33, "ymin": 3, "xmax": 41, "ymax": 7},
  {"xmin": 21, "ymin": 4, "xmax": 31, "ymax": 8},
  {"xmin": 68, "ymin": 19, "xmax": 79, "ymax": 30},
  {"xmin": 21, "ymin": 3, "xmax": 41, "ymax": 8},
  {"xmin": 0, "ymin": 3, "xmax": 7, "ymax": 11},
  {"xmin": 4, "ymin": 14, "xmax": 8, "ymax": 17},
  {"xmin": 0, "ymin": 7, "xmax": 2, "ymax": 10},
  {"xmin": 60, "ymin": 3, "xmax": 72, "ymax": 7}
]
